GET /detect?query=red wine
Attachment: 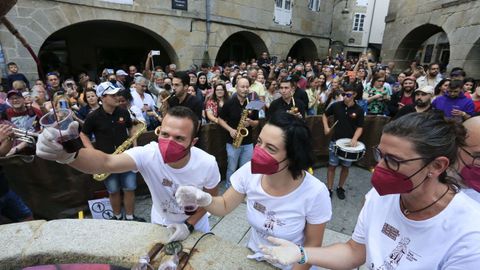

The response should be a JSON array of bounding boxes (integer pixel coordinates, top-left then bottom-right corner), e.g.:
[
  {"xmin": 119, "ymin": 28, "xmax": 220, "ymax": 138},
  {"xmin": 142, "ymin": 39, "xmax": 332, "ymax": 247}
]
[
  {"xmin": 184, "ymin": 205, "xmax": 197, "ymax": 215},
  {"xmin": 58, "ymin": 135, "xmax": 83, "ymax": 153}
]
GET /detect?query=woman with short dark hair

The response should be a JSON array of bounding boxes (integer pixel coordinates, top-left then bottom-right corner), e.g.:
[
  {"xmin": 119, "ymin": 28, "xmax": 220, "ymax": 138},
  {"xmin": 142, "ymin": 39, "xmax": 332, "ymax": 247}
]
[
  {"xmin": 260, "ymin": 112, "xmax": 480, "ymax": 269},
  {"xmin": 175, "ymin": 112, "xmax": 332, "ymax": 270}
]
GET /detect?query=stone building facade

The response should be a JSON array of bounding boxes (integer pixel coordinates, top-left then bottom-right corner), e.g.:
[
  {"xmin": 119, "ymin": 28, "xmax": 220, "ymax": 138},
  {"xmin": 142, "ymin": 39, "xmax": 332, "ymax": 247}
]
[
  {"xmin": 0, "ymin": 0, "xmax": 339, "ymax": 82},
  {"xmin": 381, "ymin": 0, "xmax": 480, "ymax": 78},
  {"xmin": 329, "ymin": 0, "xmax": 389, "ymax": 60}
]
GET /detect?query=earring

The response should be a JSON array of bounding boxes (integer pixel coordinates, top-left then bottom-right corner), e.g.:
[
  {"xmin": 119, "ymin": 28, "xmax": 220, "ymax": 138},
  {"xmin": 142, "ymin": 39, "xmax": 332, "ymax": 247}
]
[{"xmin": 428, "ymin": 172, "xmax": 432, "ymax": 177}]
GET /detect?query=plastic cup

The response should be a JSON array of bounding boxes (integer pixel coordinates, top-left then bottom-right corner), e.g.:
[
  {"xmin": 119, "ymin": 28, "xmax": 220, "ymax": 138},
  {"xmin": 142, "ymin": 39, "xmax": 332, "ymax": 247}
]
[
  {"xmin": 40, "ymin": 109, "xmax": 73, "ymax": 131},
  {"xmin": 183, "ymin": 204, "xmax": 198, "ymax": 215},
  {"xmin": 181, "ymin": 186, "xmax": 199, "ymax": 215},
  {"xmin": 40, "ymin": 109, "xmax": 79, "ymax": 153}
]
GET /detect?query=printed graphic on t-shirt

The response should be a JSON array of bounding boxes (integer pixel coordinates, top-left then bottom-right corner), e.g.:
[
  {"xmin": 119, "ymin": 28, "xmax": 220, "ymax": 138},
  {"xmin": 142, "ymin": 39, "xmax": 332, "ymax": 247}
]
[
  {"xmin": 372, "ymin": 223, "xmax": 421, "ymax": 270},
  {"xmin": 253, "ymin": 201, "xmax": 266, "ymax": 214},
  {"xmin": 10, "ymin": 114, "xmax": 37, "ymax": 131},
  {"xmin": 158, "ymin": 178, "xmax": 183, "ymax": 215},
  {"xmin": 257, "ymin": 210, "xmax": 285, "ymax": 238},
  {"xmin": 381, "ymin": 222, "xmax": 400, "ymax": 241}
]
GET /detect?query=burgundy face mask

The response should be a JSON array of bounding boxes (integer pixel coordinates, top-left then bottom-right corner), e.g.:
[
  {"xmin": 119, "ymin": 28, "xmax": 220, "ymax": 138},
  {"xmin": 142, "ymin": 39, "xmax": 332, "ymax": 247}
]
[
  {"xmin": 460, "ymin": 165, "xmax": 480, "ymax": 192},
  {"xmin": 158, "ymin": 137, "xmax": 188, "ymax": 163},
  {"xmin": 251, "ymin": 146, "xmax": 285, "ymax": 175},
  {"xmin": 371, "ymin": 162, "xmax": 430, "ymax": 196},
  {"xmin": 371, "ymin": 166, "xmax": 414, "ymax": 195}
]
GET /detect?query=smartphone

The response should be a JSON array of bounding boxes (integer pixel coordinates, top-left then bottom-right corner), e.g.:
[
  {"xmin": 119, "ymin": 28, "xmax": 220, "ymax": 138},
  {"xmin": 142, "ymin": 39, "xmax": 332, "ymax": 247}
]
[
  {"xmin": 59, "ymin": 99, "xmax": 69, "ymax": 109},
  {"xmin": 106, "ymin": 69, "xmax": 114, "ymax": 75},
  {"xmin": 270, "ymin": 56, "xmax": 278, "ymax": 65},
  {"xmin": 151, "ymin": 50, "xmax": 161, "ymax": 56}
]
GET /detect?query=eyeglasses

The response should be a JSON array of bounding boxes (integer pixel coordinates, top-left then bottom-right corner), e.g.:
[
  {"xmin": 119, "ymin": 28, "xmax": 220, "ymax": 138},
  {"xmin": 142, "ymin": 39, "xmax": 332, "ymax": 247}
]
[
  {"xmin": 373, "ymin": 146, "xmax": 430, "ymax": 171},
  {"xmin": 460, "ymin": 147, "xmax": 480, "ymax": 168},
  {"xmin": 341, "ymin": 93, "xmax": 353, "ymax": 98}
]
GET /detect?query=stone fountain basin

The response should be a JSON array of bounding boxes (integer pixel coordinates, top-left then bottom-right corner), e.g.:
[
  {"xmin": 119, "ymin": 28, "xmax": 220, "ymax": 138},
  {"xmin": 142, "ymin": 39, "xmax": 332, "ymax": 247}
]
[{"xmin": 0, "ymin": 219, "xmax": 275, "ymax": 269}]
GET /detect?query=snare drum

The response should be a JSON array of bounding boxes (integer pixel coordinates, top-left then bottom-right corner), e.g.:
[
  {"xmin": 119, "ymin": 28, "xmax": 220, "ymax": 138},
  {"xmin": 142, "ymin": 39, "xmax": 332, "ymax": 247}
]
[{"xmin": 333, "ymin": 138, "xmax": 366, "ymax": 162}]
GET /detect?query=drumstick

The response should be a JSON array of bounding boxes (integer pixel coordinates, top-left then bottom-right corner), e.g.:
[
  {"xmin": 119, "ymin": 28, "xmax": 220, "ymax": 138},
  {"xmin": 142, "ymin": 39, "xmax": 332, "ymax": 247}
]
[
  {"xmin": 330, "ymin": 120, "xmax": 339, "ymax": 129},
  {"xmin": 325, "ymin": 120, "xmax": 338, "ymax": 136}
]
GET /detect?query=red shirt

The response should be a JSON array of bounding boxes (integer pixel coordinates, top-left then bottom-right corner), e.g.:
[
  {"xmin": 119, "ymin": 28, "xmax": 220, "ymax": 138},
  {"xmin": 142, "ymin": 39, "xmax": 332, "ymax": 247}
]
[
  {"xmin": 473, "ymin": 99, "xmax": 480, "ymax": 112},
  {"xmin": 400, "ymin": 95, "xmax": 414, "ymax": 106}
]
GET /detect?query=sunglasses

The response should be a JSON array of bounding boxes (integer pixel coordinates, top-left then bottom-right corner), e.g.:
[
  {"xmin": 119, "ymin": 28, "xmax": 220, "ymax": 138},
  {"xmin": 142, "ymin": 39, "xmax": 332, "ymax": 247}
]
[{"xmin": 341, "ymin": 93, "xmax": 354, "ymax": 98}]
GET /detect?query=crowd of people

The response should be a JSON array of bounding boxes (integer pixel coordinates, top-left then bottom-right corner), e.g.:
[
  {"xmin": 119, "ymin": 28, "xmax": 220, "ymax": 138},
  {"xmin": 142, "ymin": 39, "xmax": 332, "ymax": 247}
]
[{"xmin": 1, "ymin": 50, "xmax": 480, "ymax": 269}]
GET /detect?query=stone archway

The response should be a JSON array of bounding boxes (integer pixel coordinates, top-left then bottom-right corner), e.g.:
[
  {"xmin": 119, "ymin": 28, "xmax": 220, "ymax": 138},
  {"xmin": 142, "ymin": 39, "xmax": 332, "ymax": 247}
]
[
  {"xmin": 215, "ymin": 31, "xmax": 268, "ymax": 65},
  {"xmin": 393, "ymin": 24, "xmax": 447, "ymax": 71},
  {"xmin": 287, "ymin": 38, "xmax": 318, "ymax": 61},
  {"xmin": 39, "ymin": 20, "xmax": 177, "ymax": 80},
  {"xmin": 463, "ymin": 38, "xmax": 480, "ymax": 78}
]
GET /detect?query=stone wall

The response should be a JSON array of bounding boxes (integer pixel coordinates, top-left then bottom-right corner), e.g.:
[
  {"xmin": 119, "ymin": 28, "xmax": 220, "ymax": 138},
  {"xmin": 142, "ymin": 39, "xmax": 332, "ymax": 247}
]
[
  {"xmin": 0, "ymin": 0, "xmax": 334, "ymax": 82},
  {"xmin": 0, "ymin": 219, "xmax": 275, "ymax": 269},
  {"xmin": 381, "ymin": 0, "xmax": 480, "ymax": 78}
]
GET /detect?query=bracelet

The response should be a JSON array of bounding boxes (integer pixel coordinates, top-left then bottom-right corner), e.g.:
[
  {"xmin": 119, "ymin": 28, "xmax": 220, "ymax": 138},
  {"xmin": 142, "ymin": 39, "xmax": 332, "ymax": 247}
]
[
  {"xmin": 297, "ymin": 245, "xmax": 308, "ymax": 264},
  {"xmin": 184, "ymin": 221, "xmax": 194, "ymax": 233}
]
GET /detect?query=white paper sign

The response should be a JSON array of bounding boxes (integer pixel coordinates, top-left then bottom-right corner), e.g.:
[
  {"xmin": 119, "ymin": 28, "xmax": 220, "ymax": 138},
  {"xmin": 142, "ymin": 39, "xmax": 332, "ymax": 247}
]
[{"xmin": 88, "ymin": 198, "xmax": 114, "ymax": 219}]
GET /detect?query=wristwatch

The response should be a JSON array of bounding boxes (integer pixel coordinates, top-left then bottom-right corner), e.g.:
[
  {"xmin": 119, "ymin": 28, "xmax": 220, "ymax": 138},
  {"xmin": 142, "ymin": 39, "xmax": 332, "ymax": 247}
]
[{"xmin": 184, "ymin": 221, "xmax": 194, "ymax": 233}]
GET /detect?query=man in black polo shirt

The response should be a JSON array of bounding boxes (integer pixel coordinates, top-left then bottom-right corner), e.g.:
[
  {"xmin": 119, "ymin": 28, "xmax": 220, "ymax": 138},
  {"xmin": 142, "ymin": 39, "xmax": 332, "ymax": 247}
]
[
  {"xmin": 218, "ymin": 77, "xmax": 259, "ymax": 188},
  {"xmin": 80, "ymin": 82, "xmax": 144, "ymax": 222},
  {"xmin": 268, "ymin": 79, "xmax": 306, "ymax": 119},
  {"xmin": 322, "ymin": 84, "xmax": 364, "ymax": 200},
  {"xmin": 168, "ymin": 71, "xmax": 203, "ymax": 121}
]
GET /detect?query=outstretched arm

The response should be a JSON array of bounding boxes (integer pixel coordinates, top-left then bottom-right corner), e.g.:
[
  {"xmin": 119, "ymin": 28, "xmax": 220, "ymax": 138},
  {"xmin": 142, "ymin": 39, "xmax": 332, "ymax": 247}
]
[
  {"xmin": 176, "ymin": 186, "xmax": 245, "ymax": 217},
  {"xmin": 261, "ymin": 237, "xmax": 366, "ymax": 269}
]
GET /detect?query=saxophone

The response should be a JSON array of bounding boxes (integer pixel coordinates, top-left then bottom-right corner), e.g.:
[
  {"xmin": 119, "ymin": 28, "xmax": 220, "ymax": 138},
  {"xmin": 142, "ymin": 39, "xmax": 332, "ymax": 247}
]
[
  {"xmin": 232, "ymin": 109, "xmax": 250, "ymax": 148},
  {"xmin": 92, "ymin": 121, "xmax": 147, "ymax": 181}
]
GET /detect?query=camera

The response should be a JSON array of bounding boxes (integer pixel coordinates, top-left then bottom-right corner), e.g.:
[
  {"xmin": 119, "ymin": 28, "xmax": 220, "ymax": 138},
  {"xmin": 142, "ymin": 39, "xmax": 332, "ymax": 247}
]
[{"xmin": 151, "ymin": 50, "xmax": 161, "ymax": 56}]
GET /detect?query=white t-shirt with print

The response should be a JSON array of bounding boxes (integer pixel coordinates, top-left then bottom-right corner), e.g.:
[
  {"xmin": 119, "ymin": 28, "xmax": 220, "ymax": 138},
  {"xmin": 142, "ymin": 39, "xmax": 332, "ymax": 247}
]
[
  {"xmin": 352, "ymin": 188, "xmax": 480, "ymax": 270},
  {"xmin": 463, "ymin": 188, "xmax": 480, "ymax": 204},
  {"xmin": 125, "ymin": 142, "xmax": 220, "ymax": 232},
  {"xmin": 231, "ymin": 162, "xmax": 332, "ymax": 269}
]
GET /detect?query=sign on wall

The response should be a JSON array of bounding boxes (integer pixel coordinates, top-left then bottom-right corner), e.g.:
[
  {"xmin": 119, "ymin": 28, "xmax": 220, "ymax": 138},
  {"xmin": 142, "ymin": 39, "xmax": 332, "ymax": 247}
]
[{"xmin": 172, "ymin": 0, "xmax": 188, "ymax": 11}]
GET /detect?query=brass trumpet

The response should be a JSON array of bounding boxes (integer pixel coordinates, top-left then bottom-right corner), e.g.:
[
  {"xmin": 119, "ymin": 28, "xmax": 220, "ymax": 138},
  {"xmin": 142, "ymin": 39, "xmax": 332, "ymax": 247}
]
[{"xmin": 12, "ymin": 127, "xmax": 38, "ymax": 144}]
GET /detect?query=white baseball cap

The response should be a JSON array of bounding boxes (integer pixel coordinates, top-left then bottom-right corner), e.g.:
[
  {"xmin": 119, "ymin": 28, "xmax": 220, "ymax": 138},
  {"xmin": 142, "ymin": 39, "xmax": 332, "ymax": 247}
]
[
  {"xmin": 116, "ymin": 69, "xmax": 128, "ymax": 76},
  {"xmin": 96, "ymin": 82, "xmax": 120, "ymax": 97}
]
